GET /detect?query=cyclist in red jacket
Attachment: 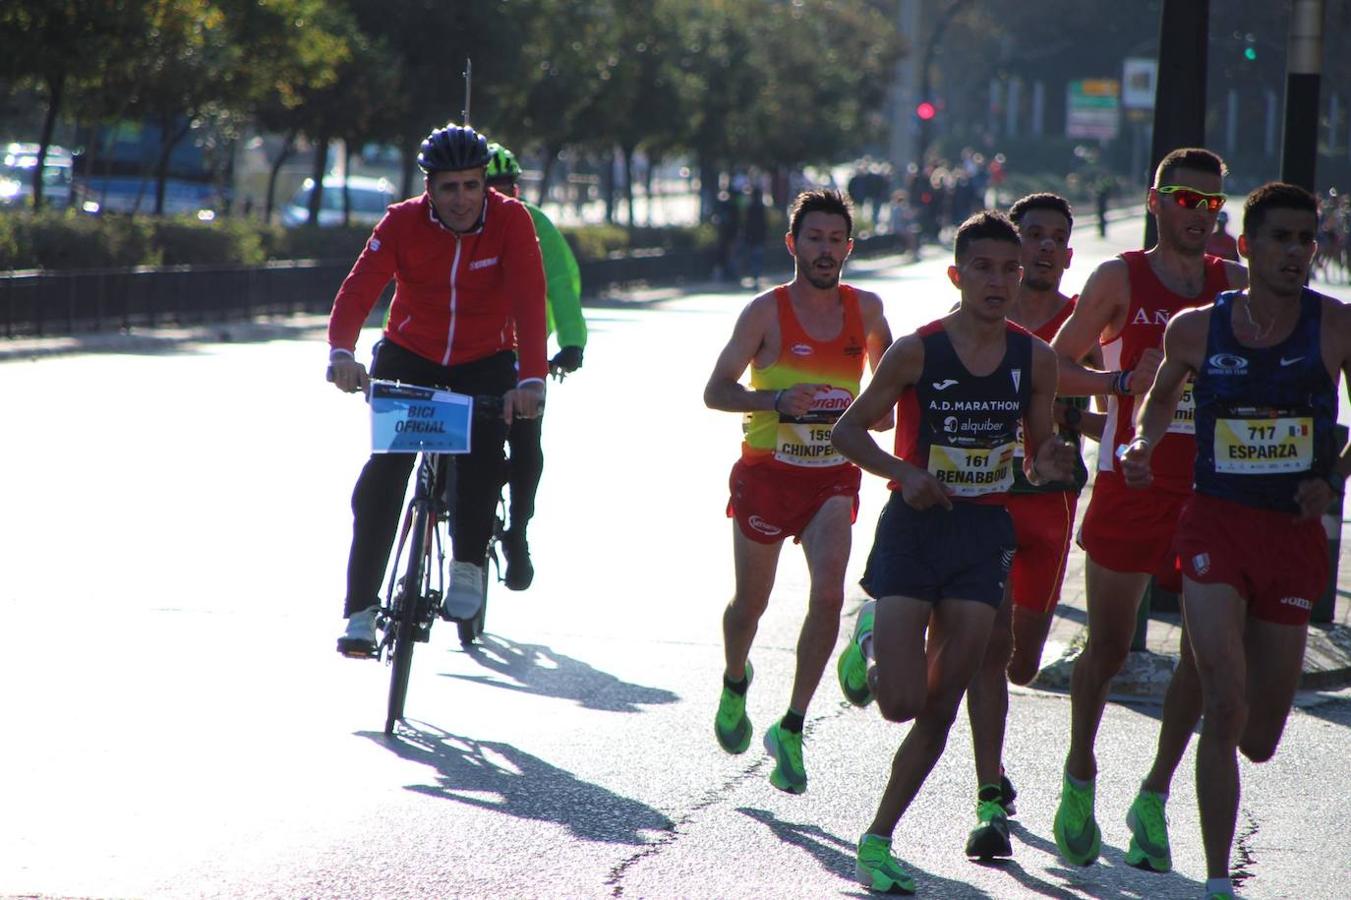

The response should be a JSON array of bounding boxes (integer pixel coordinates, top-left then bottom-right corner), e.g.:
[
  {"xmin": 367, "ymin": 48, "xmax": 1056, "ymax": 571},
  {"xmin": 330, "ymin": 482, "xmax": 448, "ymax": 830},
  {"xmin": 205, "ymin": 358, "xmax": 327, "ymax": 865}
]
[{"xmin": 330, "ymin": 123, "xmax": 548, "ymax": 657}]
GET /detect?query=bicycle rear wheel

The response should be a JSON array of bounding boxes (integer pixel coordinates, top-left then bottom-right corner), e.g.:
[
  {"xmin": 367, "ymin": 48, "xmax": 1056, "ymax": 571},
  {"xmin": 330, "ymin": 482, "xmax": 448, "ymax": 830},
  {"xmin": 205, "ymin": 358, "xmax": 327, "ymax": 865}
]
[{"xmin": 386, "ymin": 504, "xmax": 429, "ymax": 734}]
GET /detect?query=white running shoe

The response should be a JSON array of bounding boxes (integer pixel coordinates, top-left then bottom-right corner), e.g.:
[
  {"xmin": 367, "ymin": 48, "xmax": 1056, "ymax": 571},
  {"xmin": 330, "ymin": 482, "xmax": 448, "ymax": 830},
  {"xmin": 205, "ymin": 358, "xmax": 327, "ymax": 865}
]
[
  {"xmin": 336, "ymin": 605, "xmax": 379, "ymax": 657},
  {"xmin": 441, "ymin": 560, "xmax": 485, "ymax": 620}
]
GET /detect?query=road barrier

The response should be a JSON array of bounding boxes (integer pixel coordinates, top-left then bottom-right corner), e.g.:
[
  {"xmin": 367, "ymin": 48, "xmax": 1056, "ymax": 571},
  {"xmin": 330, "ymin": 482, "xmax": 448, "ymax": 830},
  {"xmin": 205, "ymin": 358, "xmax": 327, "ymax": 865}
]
[{"xmin": 0, "ymin": 232, "xmax": 908, "ymax": 339}]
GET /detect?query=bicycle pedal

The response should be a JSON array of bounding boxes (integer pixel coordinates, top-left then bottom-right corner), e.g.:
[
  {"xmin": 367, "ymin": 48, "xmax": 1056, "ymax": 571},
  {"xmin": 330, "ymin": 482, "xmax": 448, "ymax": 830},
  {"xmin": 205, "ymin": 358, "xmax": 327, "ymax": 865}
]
[{"xmin": 336, "ymin": 640, "xmax": 379, "ymax": 659}]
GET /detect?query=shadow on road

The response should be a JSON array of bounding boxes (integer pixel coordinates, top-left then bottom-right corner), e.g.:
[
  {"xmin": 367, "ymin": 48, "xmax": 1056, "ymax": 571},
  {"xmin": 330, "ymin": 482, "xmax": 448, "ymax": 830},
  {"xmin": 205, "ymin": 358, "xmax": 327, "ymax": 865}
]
[
  {"xmin": 443, "ymin": 633, "xmax": 680, "ymax": 713},
  {"xmin": 1008, "ymin": 821, "xmax": 1204, "ymax": 899},
  {"xmin": 0, "ymin": 316, "xmax": 330, "ymax": 363},
  {"xmin": 361, "ymin": 721, "xmax": 673, "ymax": 845},
  {"xmin": 737, "ymin": 807, "xmax": 989, "ymax": 899}
]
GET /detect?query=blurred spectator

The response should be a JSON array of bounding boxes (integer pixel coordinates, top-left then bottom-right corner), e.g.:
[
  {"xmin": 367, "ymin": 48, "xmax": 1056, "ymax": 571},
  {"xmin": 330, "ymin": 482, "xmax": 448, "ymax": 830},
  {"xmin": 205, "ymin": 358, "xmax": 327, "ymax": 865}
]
[
  {"xmin": 713, "ymin": 189, "xmax": 741, "ymax": 282},
  {"xmin": 1205, "ymin": 210, "xmax": 1240, "ymax": 261}
]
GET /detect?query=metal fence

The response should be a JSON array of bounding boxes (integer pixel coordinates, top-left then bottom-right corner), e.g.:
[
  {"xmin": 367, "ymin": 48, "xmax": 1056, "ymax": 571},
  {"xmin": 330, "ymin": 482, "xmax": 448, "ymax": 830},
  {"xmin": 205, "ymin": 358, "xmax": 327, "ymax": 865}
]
[
  {"xmin": 0, "ymin": 259, "xmax": 354, "ymax": 338},
  {"xmin": 0, "ymin": 232, "xmax": 906, "ymax": 339}
]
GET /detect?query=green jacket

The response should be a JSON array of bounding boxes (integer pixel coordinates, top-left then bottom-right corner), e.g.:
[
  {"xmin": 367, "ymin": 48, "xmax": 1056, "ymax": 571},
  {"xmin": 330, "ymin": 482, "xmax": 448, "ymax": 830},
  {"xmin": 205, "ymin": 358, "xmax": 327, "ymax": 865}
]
[{"xmin": 524, "ymin": 201, "xmax": 587, "ymax": 349}]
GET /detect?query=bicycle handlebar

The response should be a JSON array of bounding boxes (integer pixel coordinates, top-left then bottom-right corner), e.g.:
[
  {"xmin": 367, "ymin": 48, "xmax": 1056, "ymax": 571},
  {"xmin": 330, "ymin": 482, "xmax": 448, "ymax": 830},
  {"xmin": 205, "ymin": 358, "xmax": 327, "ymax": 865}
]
[{"xmin": 327, "ymin": 366, "xmax": 507, "ymax": 419}]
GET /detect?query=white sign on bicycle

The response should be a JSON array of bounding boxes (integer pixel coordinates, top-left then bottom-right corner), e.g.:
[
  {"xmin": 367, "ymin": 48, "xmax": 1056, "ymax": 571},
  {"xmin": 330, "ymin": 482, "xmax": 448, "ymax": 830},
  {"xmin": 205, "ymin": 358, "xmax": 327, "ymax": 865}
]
[{"xmin": 369, "ymin": 380, "xmax": 473, "ymax": 454}]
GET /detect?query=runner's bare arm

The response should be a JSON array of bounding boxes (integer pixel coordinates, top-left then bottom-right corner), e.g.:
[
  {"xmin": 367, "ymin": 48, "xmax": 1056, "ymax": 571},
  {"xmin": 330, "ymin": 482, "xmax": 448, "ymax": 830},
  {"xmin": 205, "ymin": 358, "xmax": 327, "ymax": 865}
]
[
  {"xmin": 1118, "ymin": 308, "xmax": 1206, "ymax": 486},
  {"xmin": 1050, "ymin": 259, "xmax": 1134, "ymax": 395},
  {"xmin": 1297, "ymin": 298, "xmax": 1351, "ymax": 516},
  {"xmin": 833, "ymin": 335, "xmax": 953, "ymax": 511},
  {"xmin": 1026, "ymin": 341, "xmax": 1077, "ymax": 484},
  {"xmin": 858, "ymin": 289, "xmax": 896, "ymax": 431},
  {"xmin": 703, "ymin": 295, "xmax": 827, "ymax": 415}
]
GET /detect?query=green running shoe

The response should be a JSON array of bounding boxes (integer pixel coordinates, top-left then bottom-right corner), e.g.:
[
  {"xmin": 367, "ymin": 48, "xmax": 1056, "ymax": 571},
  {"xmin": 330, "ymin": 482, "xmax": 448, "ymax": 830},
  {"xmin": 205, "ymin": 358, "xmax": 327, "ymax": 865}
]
[
  {"xmin": 855, "ymin": 833, "xmax": 916, "ymax": 894},
  {"xmin": 838, "ymin": 601, "xmax": 875, "ymax": 706},
  {"xmin": 964, "ymin": 785, "xmax": 1013, "ymax": 859},
  {"xmin": 763, "ymin": 721, "xmax": 807, "ymax": 794},
  {"xmin": 1125, "ymin": 791, "xmax": 1172, "ymax": 873},
  {"xmin": 1205, "ymin": 893, "xmax": 1235, "ymax": 900},
  {"xmin": 714, "ymin": 661, "xmax": 753, "ymax": 754},
  {"xmin": 1053, "ymin": 772, "xmax": 1101, "ymax": 866}
]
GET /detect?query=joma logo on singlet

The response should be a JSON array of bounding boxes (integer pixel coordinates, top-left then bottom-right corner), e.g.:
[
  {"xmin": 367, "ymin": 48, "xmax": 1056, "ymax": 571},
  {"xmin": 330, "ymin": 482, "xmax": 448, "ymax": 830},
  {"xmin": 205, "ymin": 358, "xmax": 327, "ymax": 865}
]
[
  {"xmin": 468, "ymin": 257, "xmax": 499, "ymax": 271},
  {"xmin": 1131, "ymin": 309, "xmax": 1173, "ymax": 326}
]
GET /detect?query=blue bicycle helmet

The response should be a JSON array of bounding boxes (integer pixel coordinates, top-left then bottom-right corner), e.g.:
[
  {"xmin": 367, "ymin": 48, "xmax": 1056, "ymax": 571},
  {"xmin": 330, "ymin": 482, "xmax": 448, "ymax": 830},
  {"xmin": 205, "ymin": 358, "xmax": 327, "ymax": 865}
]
[{"xmin": 417, "ymin": 124, "xmax": 491, "ymax": 174}]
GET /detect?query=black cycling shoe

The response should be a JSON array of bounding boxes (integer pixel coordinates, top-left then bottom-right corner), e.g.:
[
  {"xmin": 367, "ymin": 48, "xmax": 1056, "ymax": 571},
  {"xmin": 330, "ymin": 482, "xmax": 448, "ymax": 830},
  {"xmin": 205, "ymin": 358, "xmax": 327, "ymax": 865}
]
[{"xmin": 502, "ymin": 528, "xmax": 534, "ymax": 591}]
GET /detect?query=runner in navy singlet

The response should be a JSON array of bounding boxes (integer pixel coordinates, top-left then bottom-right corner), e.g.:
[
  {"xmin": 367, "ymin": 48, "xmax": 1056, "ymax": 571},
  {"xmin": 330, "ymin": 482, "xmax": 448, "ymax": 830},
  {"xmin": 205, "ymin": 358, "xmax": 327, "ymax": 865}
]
[
  {"xmin": 830, "ymin": 211, "xmax": 1077, "ymax": 887},
  {"xmin": 1120, "ymin": 182, "xmax": 1351, "ymax": 897}
]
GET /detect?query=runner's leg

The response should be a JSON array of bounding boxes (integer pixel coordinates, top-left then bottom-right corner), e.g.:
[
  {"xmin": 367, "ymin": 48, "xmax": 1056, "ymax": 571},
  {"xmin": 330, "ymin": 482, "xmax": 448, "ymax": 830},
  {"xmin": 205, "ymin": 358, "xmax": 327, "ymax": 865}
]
[
  {"xmin": 1140, "ymin": 630, "xmax": 1203, "ymax": 793},
  {"xmin": 1181, "ymin": 577, "xmax": 1249, "ymax": 881},
  {"xmin": 966, "ymin": 587, "xmax": 1013, "ymax": 789},
  {"xmin": 725, "ymin": 523, "xmax": 784, "ymax": 681},
  {"xmin": 1237, "ymin": 618, "xmax": 1308, "ymax": 763},
  {"xmin": 790, "ymin": 495, "xmax": 853, "ymax": 713},
  {"xmin": 867, "ymin": 595, "xmax": 999, "ymax": 836},
  {"xmin": 1066, "ymin": 559, "xmax": 1152, "ymax": 780}
]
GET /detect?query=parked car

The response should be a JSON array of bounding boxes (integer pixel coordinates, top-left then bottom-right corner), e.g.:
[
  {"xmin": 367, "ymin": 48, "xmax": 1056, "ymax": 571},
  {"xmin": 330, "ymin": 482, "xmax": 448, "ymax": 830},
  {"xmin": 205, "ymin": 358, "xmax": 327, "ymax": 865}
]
[
  {"xmin": 281, "ymin": 174, "xmax": 398, "ymax": 228},
  {"xmin": 0, "ymin": 143, "xmax": 74, "ymax": 209}
]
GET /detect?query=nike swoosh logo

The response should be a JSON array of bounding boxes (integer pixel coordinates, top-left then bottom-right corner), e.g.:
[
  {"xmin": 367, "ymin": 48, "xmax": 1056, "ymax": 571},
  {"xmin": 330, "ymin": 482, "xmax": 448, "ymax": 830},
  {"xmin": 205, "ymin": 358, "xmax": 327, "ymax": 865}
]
[
  {"xmin": 1063, "ymin": 819, "xmax": 1098, "ymax": 858},
  {"xmin": 932, "ymin": 379, "xmax": 959, "ymax": 390},
  {"xmin": 1280, "ymin": 356, "xmax": 1304, "ymax": 366}
]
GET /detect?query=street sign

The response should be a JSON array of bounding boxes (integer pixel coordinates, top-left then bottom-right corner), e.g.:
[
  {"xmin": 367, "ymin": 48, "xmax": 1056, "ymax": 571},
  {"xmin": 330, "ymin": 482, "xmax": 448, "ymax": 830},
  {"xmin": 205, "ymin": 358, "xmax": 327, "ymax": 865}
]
[
  {"xmin": 1066, "ymin": 79, "xmax": 1121, "ymax": 141},
  {"xmin": 1122, "ymin": 58, "xmax": 1158, "ymax": 110}
]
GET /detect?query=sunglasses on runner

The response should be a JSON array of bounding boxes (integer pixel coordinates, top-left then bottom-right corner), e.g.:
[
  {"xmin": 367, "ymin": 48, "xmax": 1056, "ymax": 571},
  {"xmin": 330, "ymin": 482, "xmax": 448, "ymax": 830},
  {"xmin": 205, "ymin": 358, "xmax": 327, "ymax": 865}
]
[{"xmin": 1156, "ymin": 184, "xmax": 1226, "ymax": 212}]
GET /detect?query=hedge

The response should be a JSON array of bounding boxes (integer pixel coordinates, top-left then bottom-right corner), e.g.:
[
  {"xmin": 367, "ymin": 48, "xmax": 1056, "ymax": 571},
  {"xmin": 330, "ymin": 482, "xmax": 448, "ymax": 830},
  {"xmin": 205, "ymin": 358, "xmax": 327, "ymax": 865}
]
[{"xmin": 0, "ymin": 210, "xmax": 763, "ymax": 273}]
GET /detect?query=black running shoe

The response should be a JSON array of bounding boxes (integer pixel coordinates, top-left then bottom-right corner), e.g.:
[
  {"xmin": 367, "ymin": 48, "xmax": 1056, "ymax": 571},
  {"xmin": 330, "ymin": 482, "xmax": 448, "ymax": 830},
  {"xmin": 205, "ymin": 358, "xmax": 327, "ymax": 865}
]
[{"xmin": 502, "ymin": 528, "xmax": 534, "ymax": 591}]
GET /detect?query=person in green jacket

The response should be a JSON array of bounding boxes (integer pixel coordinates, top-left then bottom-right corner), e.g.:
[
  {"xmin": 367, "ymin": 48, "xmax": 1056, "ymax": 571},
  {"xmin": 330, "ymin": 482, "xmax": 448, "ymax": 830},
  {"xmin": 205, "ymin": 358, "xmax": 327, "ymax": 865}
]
[{"xmin": 485, "ymin": 141, "xmax": 588, "ymax": 590}]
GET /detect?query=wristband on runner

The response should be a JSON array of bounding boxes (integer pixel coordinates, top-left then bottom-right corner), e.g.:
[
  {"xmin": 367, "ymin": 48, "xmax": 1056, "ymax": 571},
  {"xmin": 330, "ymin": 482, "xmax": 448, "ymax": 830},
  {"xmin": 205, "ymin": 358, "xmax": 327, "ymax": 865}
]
[
  {"xmin": 771, "ymin": 389, "xmax": 785, "ymax": 414},
  {"xmin": 1110, "ymin": 369, "xmax": 1133, "ymax": 395}
]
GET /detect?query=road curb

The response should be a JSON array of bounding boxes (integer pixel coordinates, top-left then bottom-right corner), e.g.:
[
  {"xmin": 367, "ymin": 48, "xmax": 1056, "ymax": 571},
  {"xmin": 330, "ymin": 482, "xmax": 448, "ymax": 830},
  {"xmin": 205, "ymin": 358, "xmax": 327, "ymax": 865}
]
[{"xmin": 1032, "ymin": 621, "xmax": 1351, "ymax": 696}]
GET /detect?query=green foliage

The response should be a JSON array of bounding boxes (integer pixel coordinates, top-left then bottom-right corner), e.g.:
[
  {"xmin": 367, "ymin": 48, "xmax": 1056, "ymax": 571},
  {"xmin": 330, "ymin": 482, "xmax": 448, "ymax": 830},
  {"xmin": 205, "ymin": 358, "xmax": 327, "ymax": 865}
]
[
  {"xmin": 0, "ymin": 211, "xmax": 727, "ymax": 272},
  {"xmin": 0, "ymin": 211, "xmax": 158, "ymax": 271},
  {"xmin": 151, "ymin": 216, "xmax": 269, "ymax": 266},
  {"xmin": 272, "ymin": 225, "xmax": 372, "ymax": 262}
]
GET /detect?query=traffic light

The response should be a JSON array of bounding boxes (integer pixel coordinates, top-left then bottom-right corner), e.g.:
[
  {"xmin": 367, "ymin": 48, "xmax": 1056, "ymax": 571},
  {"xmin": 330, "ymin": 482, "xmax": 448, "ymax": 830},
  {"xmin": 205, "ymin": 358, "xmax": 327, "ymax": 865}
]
[{"xmin": 915, "ymin": 101, "xmax": 937, "ymax": 121}]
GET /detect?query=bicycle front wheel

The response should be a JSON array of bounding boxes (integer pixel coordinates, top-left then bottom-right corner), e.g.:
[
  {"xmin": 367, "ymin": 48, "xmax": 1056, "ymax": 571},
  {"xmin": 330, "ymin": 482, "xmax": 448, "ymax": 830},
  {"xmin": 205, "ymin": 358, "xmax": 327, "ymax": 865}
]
[{"xmin": 386, "ymin": 504, "xmax": 430, "ymax": 734}]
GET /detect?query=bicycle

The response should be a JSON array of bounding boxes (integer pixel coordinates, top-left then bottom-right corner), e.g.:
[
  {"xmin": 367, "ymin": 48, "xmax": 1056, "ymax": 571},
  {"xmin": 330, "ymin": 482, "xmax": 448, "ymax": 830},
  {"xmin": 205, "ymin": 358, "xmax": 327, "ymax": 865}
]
[{"xmin": 336, "ymin": 374, "xmax": 508, "ymax": 734}]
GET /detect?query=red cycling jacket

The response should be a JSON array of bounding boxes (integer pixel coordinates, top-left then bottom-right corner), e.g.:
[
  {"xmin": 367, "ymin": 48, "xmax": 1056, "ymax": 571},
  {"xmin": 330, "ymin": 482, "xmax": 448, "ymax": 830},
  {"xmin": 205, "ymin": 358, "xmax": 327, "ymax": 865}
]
[{"xmin": 327, "ymin": 189, "xmax": 548, "ymax": 383}]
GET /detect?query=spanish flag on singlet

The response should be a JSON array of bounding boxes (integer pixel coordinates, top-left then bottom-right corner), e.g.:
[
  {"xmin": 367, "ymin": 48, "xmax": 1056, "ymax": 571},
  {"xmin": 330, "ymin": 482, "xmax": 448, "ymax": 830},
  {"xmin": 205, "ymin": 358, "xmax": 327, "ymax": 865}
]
[{"xmin": 741, "ymin": 284, "xmax": 866, "ymax": 468}]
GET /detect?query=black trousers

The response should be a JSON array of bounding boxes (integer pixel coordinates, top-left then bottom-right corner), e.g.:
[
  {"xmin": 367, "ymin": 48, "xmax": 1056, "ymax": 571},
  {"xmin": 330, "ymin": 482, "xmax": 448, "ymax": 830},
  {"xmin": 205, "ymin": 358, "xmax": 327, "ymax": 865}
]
[
  {"xmin": 506, "ymin": 415, "xmax": 543, "ymax": 529},
  {"xmin": 343, "ymin": 340, "xmax": 514, "ymax": 617}
]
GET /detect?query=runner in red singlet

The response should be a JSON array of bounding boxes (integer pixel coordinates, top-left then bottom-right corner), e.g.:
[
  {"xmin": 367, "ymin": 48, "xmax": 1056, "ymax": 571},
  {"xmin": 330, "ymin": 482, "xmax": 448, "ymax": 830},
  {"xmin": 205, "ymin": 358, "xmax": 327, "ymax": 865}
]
[
  {"xmin": 1046, "ymin": 148, "xmax": 1247, "ymax": 869},
  {"xmin": 704, "ymin": 188, "xmax": 893, "ymax": 795},
  {"xmin": 961, "ymin": 193, "xmax": 1108, "ymax": 858}
]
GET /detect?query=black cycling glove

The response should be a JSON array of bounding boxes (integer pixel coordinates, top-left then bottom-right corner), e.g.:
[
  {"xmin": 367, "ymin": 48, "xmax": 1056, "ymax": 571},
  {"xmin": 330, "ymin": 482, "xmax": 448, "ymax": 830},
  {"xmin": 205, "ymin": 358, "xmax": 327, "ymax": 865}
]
[{"xmin": 551, "ymin": 345, "xmax": 584, "ymax": 373}]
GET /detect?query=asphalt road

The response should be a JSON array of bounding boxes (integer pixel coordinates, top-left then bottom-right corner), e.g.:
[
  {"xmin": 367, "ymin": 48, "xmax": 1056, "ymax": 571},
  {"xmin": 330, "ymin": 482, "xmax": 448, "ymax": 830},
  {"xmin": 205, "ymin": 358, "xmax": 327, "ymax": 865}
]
[{"xmin": 2, "ymin": 218, "xmax": 1349, "ymax": 898}]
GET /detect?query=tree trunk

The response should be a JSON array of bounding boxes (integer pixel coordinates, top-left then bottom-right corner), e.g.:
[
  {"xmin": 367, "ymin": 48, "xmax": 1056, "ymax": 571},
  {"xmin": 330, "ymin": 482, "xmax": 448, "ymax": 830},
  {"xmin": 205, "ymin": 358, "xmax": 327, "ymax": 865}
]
[
  {"xmin": 154, "ymin": 116, "xmax": 191, "ymax": 216},
  {"xmin": 35, "ymin": 72, "xmax": 66, "ymax": 210},
  {"xmin": 602, "ymin": 147, "xmax": 616, "ymax": 225},
  {"xmin": 342, "ymin": 142, "xmax": 353, "ymax": 227},
  {"xmin": 264, "ymin": 130, "xmax": 296, "ymax": 222},
  {"xmin": 307, "ymin": 134, "xmax": 330, "ymax": 225},
  {"xmin": 644, "ymin": 154, "xmax": 656, "ymax": 227},
  {"xmin": 400, "ymin": 144, "xmax": 417, "ymax": 200},
  {"xmin": 622, "ymin": 144, "xmax": 636, "ymax": 230},
  {"xmin": 537, "ymin": 144, "xmax": 558, "ymax": 207}
]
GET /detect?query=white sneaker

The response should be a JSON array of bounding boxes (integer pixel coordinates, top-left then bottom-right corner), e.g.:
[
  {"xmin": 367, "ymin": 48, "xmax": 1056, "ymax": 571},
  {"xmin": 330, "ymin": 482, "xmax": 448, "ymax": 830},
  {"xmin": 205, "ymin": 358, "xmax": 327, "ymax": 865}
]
[
  {"xmin": 336, "ymin": 605, "xmax": 379, "ymax": 657},
  {"xmin": 441, "ymin": 560, "xmax": 485, "ymax": 620}
]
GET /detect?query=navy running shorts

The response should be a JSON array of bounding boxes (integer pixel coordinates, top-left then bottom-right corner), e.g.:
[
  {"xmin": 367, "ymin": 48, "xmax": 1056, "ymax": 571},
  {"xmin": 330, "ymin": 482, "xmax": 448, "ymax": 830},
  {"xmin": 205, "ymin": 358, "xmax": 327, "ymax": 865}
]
[{"xmin": 861, "ymin": 493, "xmax": 1016, "ymax": 608}]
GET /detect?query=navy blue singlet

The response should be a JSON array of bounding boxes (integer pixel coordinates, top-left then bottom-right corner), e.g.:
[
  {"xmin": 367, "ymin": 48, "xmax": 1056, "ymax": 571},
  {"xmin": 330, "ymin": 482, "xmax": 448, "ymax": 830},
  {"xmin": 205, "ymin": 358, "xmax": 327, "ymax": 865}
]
[{"xmin": 1193, "ymin": 289, "xmax": 1337, "ymax": 514}]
